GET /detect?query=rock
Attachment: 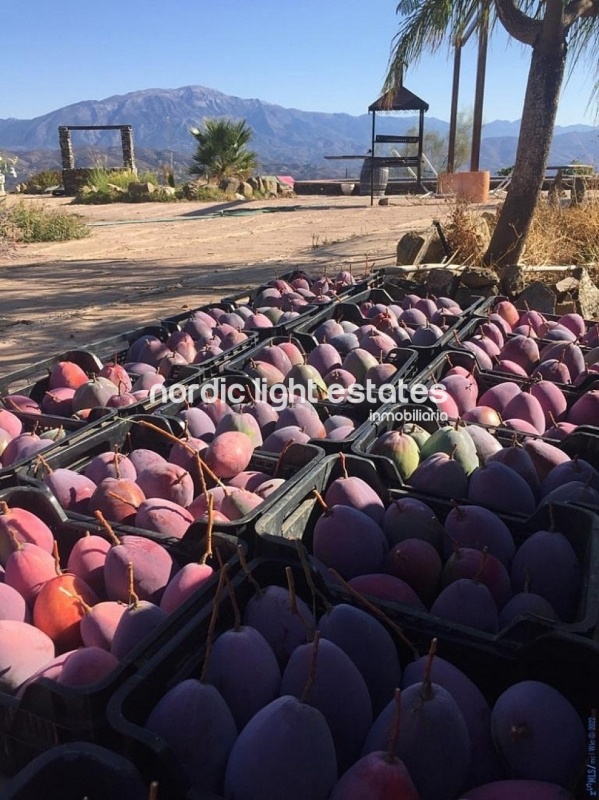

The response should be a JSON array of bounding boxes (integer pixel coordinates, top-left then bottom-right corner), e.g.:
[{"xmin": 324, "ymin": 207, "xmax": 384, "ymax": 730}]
[
  {"xmin": 516, "ymin": 281, "xmax": 556, "ymax": 314},
  {"xmin": 470, "ymin": 215, "xmax": 492, "ymax": 251},
  {"xmin": 501, "ymin": 263, "xmax": 527, "ymax": 297},
  {"xmin": 556, "ymin": 276, "xmax": 579, "ymax": 294},
  {"xmin": 421, "ymin": 235, "xmax": 447, "ymax": 264},
  {"xmin": 277, "ymin": 180, "xmax": 294, "ymax": 196},
  {"xmin": 220, "ymin": 178, "xmax": 240, "ymax": 195},
  {"xmin": 481, "ymin": 210, "xmax": 498, "ymax": 229},
  {"xmin": 378, "ymin": 197, "xmax": 389, "ymax": 206},
  {"xmin": 161, "ymin": 186, "xmax": 176, "ymax": 196},
  {"xmin": 262, "ymin": 176, "xmax": 279, "ymax": 196},
  {"xmin": 240, "ymin": 182, "xmax": 254, "ymax": 199},
  {"xmin": 423, "ymin": 266, "xmax": 460, "ymax": 297},
  {"xmin": 107, "ymin": 183, "xmax": 127, "ymax": 194},
  {"xmin": 460, "ymin": 266, "xmax": 499, "ymax": 290},
  {"xmin": 396, "ymin": 228, "xmax": 436, "ymax": 266},
  {"xmin": 128, "ymin": 181, "xmax": 155, "ymax": 197},
  {"xmin": 574, "ymin": 267, "xmax": 599, "ymax": 319},
  {"xmin": 555, "ymin": 300, "xmax": 578, "ymax": 315}
]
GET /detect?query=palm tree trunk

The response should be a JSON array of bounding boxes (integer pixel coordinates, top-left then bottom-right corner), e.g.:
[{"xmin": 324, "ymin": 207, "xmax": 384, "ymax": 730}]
[{"xmin": 483, "ymin": 37, "xmax": 566, "ymax": 269}]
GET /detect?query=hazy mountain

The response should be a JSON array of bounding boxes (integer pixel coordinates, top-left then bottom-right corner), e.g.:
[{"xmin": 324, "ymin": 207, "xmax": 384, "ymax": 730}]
[
  {"xmin": 482, "ymin": 119, "xmax": 596, "ymax": 138},
  {"xmin": 0, "ymin": 85, "xmax": 597, "ymax": 181}
]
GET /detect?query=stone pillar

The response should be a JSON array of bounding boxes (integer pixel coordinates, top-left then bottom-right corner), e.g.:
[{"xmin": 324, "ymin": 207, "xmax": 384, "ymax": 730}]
[
  {"xmin": 58, "ymin": 127, "xmax": 75, "ymax": 169},
  {"xmin": 121, "ymin": 126, "xmax": 136, "ymax": 173}
]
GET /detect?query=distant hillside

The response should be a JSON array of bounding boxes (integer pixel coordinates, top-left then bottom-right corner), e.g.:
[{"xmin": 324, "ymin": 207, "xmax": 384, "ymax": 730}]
[{"xmin": 1, "ymin": 85, "xmax": 597, "ymax": 182}]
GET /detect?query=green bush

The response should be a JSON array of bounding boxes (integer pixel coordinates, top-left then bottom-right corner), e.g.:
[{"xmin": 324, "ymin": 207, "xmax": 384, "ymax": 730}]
[
  {"xmin": 75, "ymin": 188, "xmax": 119, "ymax": 205},
  {"xmin": 74, "ymin": 168, "xmax": 182, "ymax": 204},
  {"xmin": 0, "ymin": 201, "xmax": 89, "ymax": 242},
  {"xmin": 175, "ymin": 182, "xmax": 237, "ymax": 201},
  {"xmin": 23, "ymin": 169, "xmax": 62, "ymax": 193}
]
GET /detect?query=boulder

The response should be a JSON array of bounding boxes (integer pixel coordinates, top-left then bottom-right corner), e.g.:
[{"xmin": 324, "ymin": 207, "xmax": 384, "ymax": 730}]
[
  {"xmin": 424, "ymin": 266, "xmax": 460, "ymax": 297},
  {"xmin": 219, "ymin": 178, "xmax": 240, "ymax": 195},
  {"xmin": 396, "ymin": 228, "xmax": 436, "ymax": 266},
  {"xmin": 262, "ymin": 176, "xmax": 279, "ymax": 196},
  {"xmin": 575, "ymin": 267, "xmax": 599, "ymax": 319},
  {"xmin": 556, "ymin": 276, "xmax": 580, "ymax": 294},
  {"xmin": 460, "ymin": 266, "xmax": 499, "ymax": 290},
  {"xmin": 501, "ymin": 263, "xmax": 527, "ymax": 297},
  {"xmin": 128, "ymin": 182, "xmax": 155, "ymax": 197},
  {"xmin": 516, "ymin": 281, "xmax": 556, "ymax": 314}
]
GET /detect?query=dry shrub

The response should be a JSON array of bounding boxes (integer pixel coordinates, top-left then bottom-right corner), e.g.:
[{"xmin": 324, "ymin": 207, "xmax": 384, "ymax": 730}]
[
  {"xmin": 524, "ymin": 197, "xmax": 599, "ymax": 265},
  {"xmin": 444, "ymin": 202, "xmax": 498, "ymax": 265},
  {"xmin": 443, "ymin": 195, "xmax": 599, "ymax": 267}
]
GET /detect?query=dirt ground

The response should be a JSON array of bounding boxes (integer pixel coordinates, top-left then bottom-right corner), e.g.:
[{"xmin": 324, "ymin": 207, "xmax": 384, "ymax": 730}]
[{"xmin": 0, "ymin": 193, "xmax": 499, "ymax": 375}]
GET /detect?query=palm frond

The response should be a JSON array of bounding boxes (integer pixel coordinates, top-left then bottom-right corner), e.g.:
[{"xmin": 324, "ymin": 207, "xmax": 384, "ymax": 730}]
[{"xmin": 384, "ymin": 0, "xmax": 492, "ymax": 93}]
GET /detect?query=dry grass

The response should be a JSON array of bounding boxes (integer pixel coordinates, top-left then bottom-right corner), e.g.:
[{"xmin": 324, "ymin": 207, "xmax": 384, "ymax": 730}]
[
  {"xmin": 443, "ymin": 194, "xmax": 599, "ymax": 267},
  {"xmin": 444, "ymin": 203, "xmax": 497, "ymax": 265},
  {"xmin": 524, "ymin": 198, "xmax": 599, "ymax": 265}
]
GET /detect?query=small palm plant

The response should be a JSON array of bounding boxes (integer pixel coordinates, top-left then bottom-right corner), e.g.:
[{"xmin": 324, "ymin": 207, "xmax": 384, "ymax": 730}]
[{"xmin": 189, "ymin": 118, "xmax": 258, "ymax": 183}]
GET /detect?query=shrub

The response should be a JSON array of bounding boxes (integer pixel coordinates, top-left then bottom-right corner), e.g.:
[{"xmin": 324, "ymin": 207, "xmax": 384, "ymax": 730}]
[
  {"xmin": 444, "ymin": 196, "xmax": 599, "ymax": 266},
  {"xmin": 87, "ymin": 168, "xmax": 159, "ymax": 192},
  {"xmin": 0, "ymin": 202, "xmax": 89, "ymax": 243},
  {"xmin": 189, "ymin": 118, "xmax": 258, "ymax": 182},
  {"xmin": 175, "ymin": 182, "xmax": 235, "ymax": 201},
  {"xmin": 74, "ymin": 168, "xmax": 181, "ymax": 204},
  {"xmin": 22, "ymin": 170, "xmax": 62, "ymax": 194}
]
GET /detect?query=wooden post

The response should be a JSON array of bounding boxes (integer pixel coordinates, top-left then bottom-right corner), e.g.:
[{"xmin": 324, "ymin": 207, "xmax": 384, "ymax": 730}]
[
  {"xmin": 470, "ymin": 10, "xmax": 489, "ymax": 172},
  {"xmin": 417, "ymin": 109, "xmax": 424, "ymax": 191},
  {"xmin": 370, "ymin": 111, "xmax": 376, "ymax": 206},
  {"xmin": 447, "ymin": 41, "xmax": 462, "ymax": 173}
]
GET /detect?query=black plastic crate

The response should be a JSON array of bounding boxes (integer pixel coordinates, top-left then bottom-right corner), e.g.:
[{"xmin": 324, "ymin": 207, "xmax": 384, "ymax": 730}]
[
  {"xmin": 0, "ymin": 408, "xmax": 116, "ymax": 491},
  {"xmin": 0, "ymin": 324, "xmax": 201, "ymax": 421},
  {"xmin": 0, "ymin": 485, "xmax": 244, "ymax": 777},
  {"xmin": 15, "ymin": 414, "xmax": 325, "ymax": 552},
  {"xmin": 222, "ymin": 331, "xmax": 318, "ymax": 373},
  {"xmin": 254, "ymin": 454, "xmax": 599, "ymax": 646},
  {"xmin": 154, "ymin": 370, "xmax": 379, "ymax": 456},
  {"xmin": 159, "ymin": 301, "xmax": 260, "ymax": 375},
  {"xmin": 106, "ymin": 551, "xmax": 599, "ymax": 800},
  {"xmin": 413, "ymin": 348, "xmax": 599, "ymax": 438},
  {"xmin": 218, "ymin": 278, "xmax": 353, "ymax": 342},
  {"xmin": 106, "ymin": 557, "xmax": 325, "ymax": 800},
  {"xmin": 292, "ymin": 288, "xmax": 478, "ymax": 366},
  {"xmin": 352, "ymin": 398, "xmax": 599, "ymax": 496},
  {"xmin": 222, "ymin": 332, "xmax": 419, "ymax": 411},
  {"xmin": 475, "ymin": 294, "xmax": 598, "ymax": 337},
  {"xmin": 0, "ymin": 325, "xmax": 170, "ymax": 396},
  {"xmin": 350, "ymin": 381, "xmax": 599, "ymax": 520},
  {"xmin": 1, "ymin": 742, "xmax": 151, "ymax": 800},
  {"xmin": 222, "ymin": 266, "xmax": 363, "ymax": 305},
  {"xmin": 454, "ymin": 316, "xmax": 599, "ymax": 393},
  {"xmin": 361, "ymin": 269, "xmax": 487, "ymax": 315}
]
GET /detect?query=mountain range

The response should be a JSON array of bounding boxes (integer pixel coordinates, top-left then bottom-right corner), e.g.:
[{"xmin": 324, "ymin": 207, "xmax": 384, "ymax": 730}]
[{"xmin": 0, "ymin": 85, "xmax": 597, "ymax": 181}]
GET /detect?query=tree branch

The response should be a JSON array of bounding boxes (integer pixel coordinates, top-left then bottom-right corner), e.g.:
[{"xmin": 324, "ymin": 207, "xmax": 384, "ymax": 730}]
[
  {"xmin": 565, "ymin": 0, "xmax": 599, "ymax": 26},
  {"xmin": 493, "ymin": 0, "xmax": 542, "ymax": 45},
  {"xmin": 543, "ymin": 0, "xmax": 566, "ymax": 45}
]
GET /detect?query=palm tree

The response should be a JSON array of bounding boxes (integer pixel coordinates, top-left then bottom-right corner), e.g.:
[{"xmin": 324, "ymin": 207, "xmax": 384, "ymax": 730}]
[
  {"xmin": 189, "ymin": 118, "xmax": 258, "ymax": 183},
  {"xmin": 386, "ymin": 1, "xmax": 599, "ymax": 269}
]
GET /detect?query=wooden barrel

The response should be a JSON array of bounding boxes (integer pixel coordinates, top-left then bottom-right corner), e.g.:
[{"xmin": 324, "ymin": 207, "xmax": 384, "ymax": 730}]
[{"xmin": 359, "ymin": 158, "xmax": 389, "ymax": 197}]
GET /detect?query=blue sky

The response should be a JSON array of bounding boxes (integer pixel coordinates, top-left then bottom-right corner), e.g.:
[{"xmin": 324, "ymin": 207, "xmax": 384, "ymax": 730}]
[{"xmin": 3, "ymin": 0, "xmax": 597, "ymax": 126}]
